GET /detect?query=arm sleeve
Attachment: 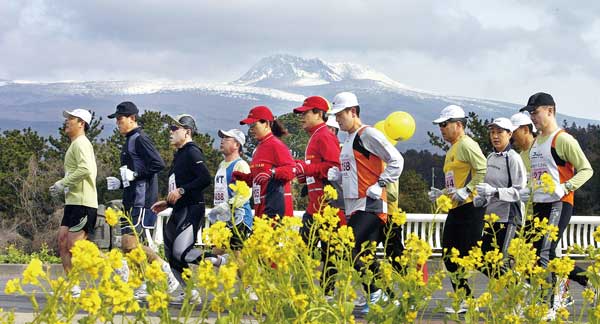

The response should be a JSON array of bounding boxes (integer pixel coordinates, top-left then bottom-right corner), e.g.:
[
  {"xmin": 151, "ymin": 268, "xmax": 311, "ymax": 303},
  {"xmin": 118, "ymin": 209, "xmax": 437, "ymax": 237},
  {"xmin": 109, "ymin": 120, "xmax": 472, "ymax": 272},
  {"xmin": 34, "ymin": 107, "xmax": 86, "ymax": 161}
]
[
  {"xmin": 135, "ymin": 136, "xmax": 166, "ymax": 179},
  {"xmin": 360, "ymin": 127, "xmax": 404, "ymax": 184},
  {"xmin": 556, "ymin": 133, "xmax": 594, "ymax": 191},
  {"xmin": 498, "ymin": 152, "xmax": 527, "ymax": 202},
  {"xmin": 272, "ymin": 142, "xmax": 297, "ymax": 181},
  {"xmin": 181, "ymin": 148, "xmax": 212, "ymax": 193},
  {"xmin": 386, "ymin": 180, "xmax": 399, "ymax": 203},
  {"xmin": 457, "ymin": 138, "xmax": 487, "ymax": 192},
  {"xmin": 62, "ymin": 141, "xmax": 94, "ymax": 187},
  {"xmin": 304, "ymin": 133, "xmax": 341, "ymax": 179}
]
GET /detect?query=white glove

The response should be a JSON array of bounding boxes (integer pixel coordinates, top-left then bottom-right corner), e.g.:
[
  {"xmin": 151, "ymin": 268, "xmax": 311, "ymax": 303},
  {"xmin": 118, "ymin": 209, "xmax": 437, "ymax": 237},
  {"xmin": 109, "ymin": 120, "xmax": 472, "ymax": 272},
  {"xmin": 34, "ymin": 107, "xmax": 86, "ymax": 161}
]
[
  {"xmin": 427, "ymin": 187, "xmax": 443, "ymax": 202},
  {"xmin": 476, "ymin": 183, "xmax": 498, "ymax": 197},
  {"xmin": 366, "ymin": 184, "xmax": 383, "ymax": 200},
  {"xmin": 452, "ymin": 187, "xmax": 470, "ymax": 203},
  {"xmin": 519, "ymin": 187, "xmax": 530, "ymax": 203},
  {"xmin": 473, "ymin": 195, "xmax": 488, "ymax": 208},
  {"xmin": 327, "ymin": 167, "xmax": 341, "ymax": 182},
  {"xmin": 49, "ymin": 180, "xmax": 65, "ymax": 197},
  {"xmin": 120, "ymin": 166, "xmax": 136, "ymax": 182},
  {"xmin": 106, "ymin": 176, "xmax": 121, "ymax": 190},
  {"xmin": 207, "ymin": 203, "xmax": 231, "ymax": 224}
]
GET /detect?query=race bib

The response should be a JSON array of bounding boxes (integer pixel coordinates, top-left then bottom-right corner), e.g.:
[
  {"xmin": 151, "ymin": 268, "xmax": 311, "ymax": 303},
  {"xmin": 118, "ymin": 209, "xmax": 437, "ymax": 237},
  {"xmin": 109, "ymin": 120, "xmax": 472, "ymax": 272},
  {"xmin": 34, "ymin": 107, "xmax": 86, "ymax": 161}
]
[
  {"xmin": 306, "ymin": 176, "xmax": 315, "ymax": 185},
  {"xmin": 168, "ymin": 174, "xmax": 176, "ymax": 193},
  {"xmin": 252, "ymin": 183, "xmax": 261, "ymax": 204},
  {"xmin": 445, "ymin": 171, "xmax": 456, "ymax": 190},
  {"xmin": 531, "ymin": 165, "xmax": 549, "ymax": 186},
  {"xmin": 214, "ymin": 188, "xmax": 227, "ymax": 205}
]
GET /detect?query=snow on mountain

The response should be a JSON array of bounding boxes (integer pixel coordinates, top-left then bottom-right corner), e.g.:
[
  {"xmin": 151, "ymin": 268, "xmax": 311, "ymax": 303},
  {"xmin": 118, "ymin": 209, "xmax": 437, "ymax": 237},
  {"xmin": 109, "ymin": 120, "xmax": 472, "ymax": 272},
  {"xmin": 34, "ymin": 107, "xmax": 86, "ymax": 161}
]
[
  {"xmin": 1, "ymin": 80, "xmax": 305, "ymax": 103},
  {"xmin": 233, "ymin": 54, "xmax": 418, "ymax": 91}
]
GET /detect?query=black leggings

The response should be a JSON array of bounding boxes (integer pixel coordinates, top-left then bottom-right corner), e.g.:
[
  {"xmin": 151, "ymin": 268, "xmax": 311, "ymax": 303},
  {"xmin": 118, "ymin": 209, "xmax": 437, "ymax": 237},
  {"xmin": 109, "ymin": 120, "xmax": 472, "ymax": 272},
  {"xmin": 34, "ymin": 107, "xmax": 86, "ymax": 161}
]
[
  {"xmin": 348, "ymin": 211, "xmax": 383, "ymax": 293},
  {"xmin": 379, "ymin": 221, "xmax": 405, "ymax": 273},
  {"xmin": 300, "ymin": 212, "xmax": 337, "ymax": 294},
  {"xmin": 480, "ymin": 221, "xmax": 518, "ymax": 278},
  {"xmin": 163, "ymin": 203, "xmax": 206, "ymax": 285},
  {"xmin": 529, "ymin": 202, "xmax": 587, "ymax": 287},
  {"xmin": 442, "ymin": 202, "xmax": 485, "ymax": 296}
]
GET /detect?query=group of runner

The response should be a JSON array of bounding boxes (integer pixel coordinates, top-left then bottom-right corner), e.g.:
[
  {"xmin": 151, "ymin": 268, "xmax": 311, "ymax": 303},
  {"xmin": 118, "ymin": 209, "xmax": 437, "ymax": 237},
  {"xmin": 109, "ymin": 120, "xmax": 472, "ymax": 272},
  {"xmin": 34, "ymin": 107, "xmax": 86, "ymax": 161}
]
[
  {"xmin": 51, "ymin": 90, "xmax": 593, "ymax": 317},
  {"xmin": 428, "ymin": 92, "xmax": 594, "ymax": 318}
]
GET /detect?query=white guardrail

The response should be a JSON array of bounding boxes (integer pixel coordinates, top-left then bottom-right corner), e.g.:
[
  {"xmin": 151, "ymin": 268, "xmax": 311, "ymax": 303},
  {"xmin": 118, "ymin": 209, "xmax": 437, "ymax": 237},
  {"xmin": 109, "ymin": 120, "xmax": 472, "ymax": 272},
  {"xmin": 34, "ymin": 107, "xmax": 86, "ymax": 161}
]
[{"xmin": 147, "ymin": 209, "xmax": 600, "ymax": 258}]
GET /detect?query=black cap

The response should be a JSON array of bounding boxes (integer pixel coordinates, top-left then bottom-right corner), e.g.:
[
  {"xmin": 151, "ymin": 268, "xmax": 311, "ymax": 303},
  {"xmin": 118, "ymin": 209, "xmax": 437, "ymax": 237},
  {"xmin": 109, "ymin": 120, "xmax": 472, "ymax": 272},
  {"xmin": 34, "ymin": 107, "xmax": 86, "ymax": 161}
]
[
  {"xmin": 170, "ymin": 114, "xmax": 198, "ymax": 134},
  {"xmin": 108, "ymin": 101, "xmax": 139, "ymax": 119},
  {"xmin": 519, "ymin": 92, "xmax": 555, "ymax": 113}
]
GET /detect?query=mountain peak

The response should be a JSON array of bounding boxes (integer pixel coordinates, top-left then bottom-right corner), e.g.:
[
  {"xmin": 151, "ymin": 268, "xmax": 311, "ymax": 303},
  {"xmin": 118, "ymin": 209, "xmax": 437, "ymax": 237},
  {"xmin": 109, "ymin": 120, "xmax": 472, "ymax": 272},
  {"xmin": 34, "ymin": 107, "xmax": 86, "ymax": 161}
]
[{"xmin": 232, "ymin": 54, "xmax": 404, "ymax": 89}]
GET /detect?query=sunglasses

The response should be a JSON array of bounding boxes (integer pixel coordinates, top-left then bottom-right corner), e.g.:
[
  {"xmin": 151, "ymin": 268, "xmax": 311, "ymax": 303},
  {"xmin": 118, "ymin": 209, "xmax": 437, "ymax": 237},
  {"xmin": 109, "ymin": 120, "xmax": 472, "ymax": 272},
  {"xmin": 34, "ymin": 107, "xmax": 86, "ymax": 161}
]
[
  {"xmin": 439, "ymin": 121, "xmax": 450, "ymax": 128},
  {"xmin": 169, "ymin": 125, "xmax": 182, "ymax": 132}
]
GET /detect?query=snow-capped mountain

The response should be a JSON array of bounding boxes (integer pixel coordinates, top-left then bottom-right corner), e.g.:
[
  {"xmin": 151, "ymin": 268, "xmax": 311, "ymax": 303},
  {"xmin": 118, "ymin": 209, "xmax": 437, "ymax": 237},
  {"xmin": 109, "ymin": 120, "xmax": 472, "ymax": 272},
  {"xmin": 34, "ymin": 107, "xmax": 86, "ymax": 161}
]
[{"xmin": 0, "ymin": 55, "xmax": 596, "ymax": 151}]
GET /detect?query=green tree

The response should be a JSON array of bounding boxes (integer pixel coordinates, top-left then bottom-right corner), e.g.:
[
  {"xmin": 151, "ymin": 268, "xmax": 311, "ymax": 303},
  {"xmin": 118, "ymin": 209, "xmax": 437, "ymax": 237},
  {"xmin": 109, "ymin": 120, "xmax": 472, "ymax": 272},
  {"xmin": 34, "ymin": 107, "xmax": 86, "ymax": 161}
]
[{"xmin": 397, "ymin": 169, "xmax": 430, "ymax": 213}]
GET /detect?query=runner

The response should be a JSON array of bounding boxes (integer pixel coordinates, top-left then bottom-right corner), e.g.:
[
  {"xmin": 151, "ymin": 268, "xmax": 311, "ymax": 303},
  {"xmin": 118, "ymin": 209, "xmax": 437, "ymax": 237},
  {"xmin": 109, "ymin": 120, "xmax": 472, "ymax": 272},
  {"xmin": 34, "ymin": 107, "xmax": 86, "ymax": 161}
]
[
  {"xmin": 50, "ymin": 109, "xmax": 98, "ymax": 298},
  {"xmin": 518, "ymin": 92, "xmax": 594, "ymax": 318},
  {"xmin": 150, "ymin": 114, "xmax": 212, "ymax": 303},
  {"xmin": 292, "ymin": 96, "xmax": 342, "ymax": 297},
  {"xmin": 233, "ymin": 106, "xmax": 296, "ymax": 219},
  {"xmin": 510, "ymin": 112, "xmax": 537, "ymax": 177},
  {"xmin": 327, "ymin": 92, "xmax": 404, "ymax": 314},
  {"xmin": 427, "ymin": 104, "xmax": 487, "ymax": 314},
  {"xmin": 207, "ymin": 128, "xmax": 253, "ymax": 260},
  {"xmin": 474, "ymin": 117, "xmax": 526, "ymax": 278},
  {"xmin": 105, "ymin": 101, "xmax": 178, "ymax": 299}
]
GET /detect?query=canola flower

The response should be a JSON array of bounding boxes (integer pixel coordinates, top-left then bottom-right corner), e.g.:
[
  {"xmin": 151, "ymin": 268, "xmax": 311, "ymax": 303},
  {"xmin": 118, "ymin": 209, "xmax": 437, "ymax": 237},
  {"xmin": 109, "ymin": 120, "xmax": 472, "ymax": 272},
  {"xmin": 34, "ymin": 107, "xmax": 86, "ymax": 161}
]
[
  {"xmin": 78, "ymin": 289, "xmax": 101, "ymax": 315},
  {"xmin": 323, "ymin": 184, "xmax": 338, "ymax": 201},
  {"xmin": 147, "ymin": 290, "xmax": 169, "ymax": 312},
  {"xmin": 204, "ymin": 221, "xmax": 233, "ymax": 250},
  {"xmin": 435, "ymin": 194, "xmax": 452, "ymax": 213},
  {"xmin": 228, "ymin": 180, "xmax": 251, "ymax": 208},
  {"xmin": 22, "ymin": 258, "xmax": 45, "ymax": 286},
  {"xmin": 104, "ymin": 207, "xmax": 123, "ymax": 227}
]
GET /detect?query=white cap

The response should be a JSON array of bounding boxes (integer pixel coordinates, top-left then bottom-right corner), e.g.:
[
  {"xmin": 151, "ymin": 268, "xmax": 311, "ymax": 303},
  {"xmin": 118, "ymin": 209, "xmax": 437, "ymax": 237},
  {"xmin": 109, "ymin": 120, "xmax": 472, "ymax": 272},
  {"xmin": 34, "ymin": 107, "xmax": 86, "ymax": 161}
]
[
  {"xmin": 63, "ymin": 109, "xmax": 92, "ymax": 125},
  {"xmin": 510, "ymin": 112, "xmax": 537, "ymax": 133},
  {"xmin": 325, "ymin": 117, "xmax": 339, "ymax": 129},
  {"xmin": 218, "ymin": 128, "xmax": 246, "ymax": 146},
  {"xmin": 433, "ymin": 105, "xmax": 466, "ymax": 124},
  {"xmin": 329, "ymin": 92, "xmax": 359, "ymax": 115},
  {"xmin": 487, "ymin": 117, "xmax": 517, "ymax": 132}
]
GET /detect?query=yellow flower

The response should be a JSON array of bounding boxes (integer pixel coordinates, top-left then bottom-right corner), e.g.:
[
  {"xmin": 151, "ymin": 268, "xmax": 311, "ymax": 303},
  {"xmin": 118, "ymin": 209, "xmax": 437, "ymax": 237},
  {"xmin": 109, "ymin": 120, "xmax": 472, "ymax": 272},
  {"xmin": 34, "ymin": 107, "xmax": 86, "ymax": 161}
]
[
  {"xmin": 22, "ymin": 258, "xmax": 45, "ymax": 286},
  {"xmin": 229, "ymin": 181, "xmax": 251, "ymax": 208},
  {"xmin": 548, "ymin": 257, "xmax": 575, "ymax": 278},
  {"xmin": 147, "ymin": 290, "xmax": 168, "ymax": 312},
  {"xmin": 323, "ymin": 184, "xmax": 338, "ymax": 201},
  {"xmin": 4, "ymin": 278, "xmax": 23, "ymax": 294},
  {"xmin": 539, "ymin": 172, "xmax": 555, "ymax": 193},
  {"xmin": 146, "ymin": 260, "xmax": 166, "ymax": 284},
  {"xmin": 593, "ymin": 226, "xmax": 600, "ymax": 243},
  {"xmin": 126, "ymin": 246, "xmax": 146, "ymax": 265},
  {"xmin": 104, "ymin": 207, "xmax": 122, "ymax": 227},
  {"xmin": 79, "ymin": 289, "xmax": 101, "ymax": 315},
  {"xmin": 107, "ymin": 249, "xmax": 124, "ymax": 270},
  {"xmin": 197, "ymin": 259, "xmax": 219, "ymax": 291},
  {"xmin": 289, "ymin": 288, "xmax": 308, "ymax": 311},
  {"xmin": 583, "ymin": 288, "xmax": 596, "ymax": 304},
  {"xmin": 204, "ymin": 221, "xmax": 232, "ymax": 249},
  {"xmin": 484, "ymin": 213, "xmax": 500, "ymax": 223},
  {"xmin": 405, "ymin": 311, "xmax": 418, "ymax": 322},
  {"xmin": 435, "ymin": 195, "xmax": 452, "ymax": 213},
  {"xmin": 218, "ymin": 263, "xmax": 238, "ymax": 290},
  {"xmin": 71, "ymin": 240, "xmax": 104, "ymax": 278},
  {"xmin": 390, "ymin": 210, "xmax": 407, "ymax": 226}
]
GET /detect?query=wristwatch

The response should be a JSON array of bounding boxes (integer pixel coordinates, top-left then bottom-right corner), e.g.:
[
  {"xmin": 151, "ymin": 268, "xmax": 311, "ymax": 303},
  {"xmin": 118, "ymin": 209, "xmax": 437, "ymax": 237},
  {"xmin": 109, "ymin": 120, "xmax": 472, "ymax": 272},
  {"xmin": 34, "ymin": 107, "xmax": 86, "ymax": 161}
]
[
  {"xmin": 178, "ymin": 187, "xmax": 185, "ymax": 195},
  {"xmin": 564, "ymin": 182, "xmax": 574, "ymax": 192}
]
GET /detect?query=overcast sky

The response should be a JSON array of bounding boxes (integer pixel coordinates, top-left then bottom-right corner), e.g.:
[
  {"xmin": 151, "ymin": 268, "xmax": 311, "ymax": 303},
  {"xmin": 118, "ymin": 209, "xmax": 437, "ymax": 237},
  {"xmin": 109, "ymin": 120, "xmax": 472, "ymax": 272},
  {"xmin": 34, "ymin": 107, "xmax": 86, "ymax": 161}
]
[{"xmin": 2, "ymin": 0, "xmax": 600, "ymax": 120}]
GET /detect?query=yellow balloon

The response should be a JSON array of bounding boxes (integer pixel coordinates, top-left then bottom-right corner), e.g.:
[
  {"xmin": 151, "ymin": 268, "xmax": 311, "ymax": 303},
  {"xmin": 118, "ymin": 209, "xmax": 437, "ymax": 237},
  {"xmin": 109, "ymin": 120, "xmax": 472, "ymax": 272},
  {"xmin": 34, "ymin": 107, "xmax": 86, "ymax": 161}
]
[
  {"xmin": 374, "ymin": 120, "xmax": 398, "ymax": 146},
  {"xmin": 384, "ymin": 111, "xmax": 416, "ymax": 141}
]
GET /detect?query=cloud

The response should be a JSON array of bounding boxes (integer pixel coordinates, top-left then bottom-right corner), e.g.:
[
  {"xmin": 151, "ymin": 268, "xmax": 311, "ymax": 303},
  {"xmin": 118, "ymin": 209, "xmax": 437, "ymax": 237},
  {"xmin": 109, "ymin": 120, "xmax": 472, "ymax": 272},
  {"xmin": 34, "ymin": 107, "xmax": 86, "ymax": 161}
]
[{"xmin": 1, "ymin": 0, "xmax": 600, "ymax": 119}]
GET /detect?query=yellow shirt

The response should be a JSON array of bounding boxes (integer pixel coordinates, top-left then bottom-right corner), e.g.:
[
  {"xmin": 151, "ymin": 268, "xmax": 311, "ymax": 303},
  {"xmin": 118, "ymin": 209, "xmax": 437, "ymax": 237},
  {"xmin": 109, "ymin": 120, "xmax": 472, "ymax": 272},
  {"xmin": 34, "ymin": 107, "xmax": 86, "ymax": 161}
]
[
  {"xmin": 443, "ymin": 134, "xmax": 487, "ymax": 209},
  {"xmin": 63, "ymin": 135, "xmax": 98, "ymax": 208}
]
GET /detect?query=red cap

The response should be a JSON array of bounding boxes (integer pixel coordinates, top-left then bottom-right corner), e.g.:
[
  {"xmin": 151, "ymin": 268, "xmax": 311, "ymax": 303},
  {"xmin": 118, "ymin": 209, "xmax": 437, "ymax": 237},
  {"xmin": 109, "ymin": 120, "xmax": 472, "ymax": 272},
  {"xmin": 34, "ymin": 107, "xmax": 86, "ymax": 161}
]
[
  {"xmin": 240, "ymin": 106, "xmax": 274, "ymax": 125},
  {"xmin": 293, "ymin": 96, "xmax": 330, "ymax": 113}
]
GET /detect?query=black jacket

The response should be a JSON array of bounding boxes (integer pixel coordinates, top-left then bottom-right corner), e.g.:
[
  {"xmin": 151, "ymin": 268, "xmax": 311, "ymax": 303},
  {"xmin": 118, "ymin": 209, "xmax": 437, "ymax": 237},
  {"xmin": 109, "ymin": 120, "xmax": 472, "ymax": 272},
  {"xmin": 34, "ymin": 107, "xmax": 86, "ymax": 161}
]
[
  {"xmin": 169, "ymin": 141, "xmax": 212, "ymax": 209},
  {"xmin": 120, "ymin": 127, "xmax": 165, "ymax": 210}
]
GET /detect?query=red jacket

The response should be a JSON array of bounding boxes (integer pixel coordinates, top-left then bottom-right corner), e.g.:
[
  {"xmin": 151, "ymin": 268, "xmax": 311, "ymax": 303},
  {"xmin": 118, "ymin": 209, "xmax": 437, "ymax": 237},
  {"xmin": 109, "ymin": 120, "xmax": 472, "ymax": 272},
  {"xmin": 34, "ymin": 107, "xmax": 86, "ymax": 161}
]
[
  {"xmin": 248, "ymin": 133, "xmax": 295, "ymax": 217},
  {"xmin": 301, "ymin": 123, "xmax": 341, "ymax": 215}
]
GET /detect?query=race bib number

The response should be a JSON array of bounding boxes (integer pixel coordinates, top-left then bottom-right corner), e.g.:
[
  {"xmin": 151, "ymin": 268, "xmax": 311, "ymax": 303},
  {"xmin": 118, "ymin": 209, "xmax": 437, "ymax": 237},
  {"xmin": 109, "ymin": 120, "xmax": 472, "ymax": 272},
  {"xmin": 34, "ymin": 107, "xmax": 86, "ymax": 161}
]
[
  {"xmin": 445, "ymin": 171, "xmax": 456, "ymax": 190},
  {"xmin": 252, "ymin": 183, "xmax": 261, "ymax": 204},
  {"xmin": 214, "ymin": 189, "xmax": 227, "ymax": 205},
  {"xmin": 531, "ymin": 165, "xmax": 549, "ymax": 186},
  {"xmin": 445, "ymin": 171, "xmax": 456, "ymax": 189},
  {"xmin": 168, "ymin": 174, "xmax": 176, "ymax": 193}
]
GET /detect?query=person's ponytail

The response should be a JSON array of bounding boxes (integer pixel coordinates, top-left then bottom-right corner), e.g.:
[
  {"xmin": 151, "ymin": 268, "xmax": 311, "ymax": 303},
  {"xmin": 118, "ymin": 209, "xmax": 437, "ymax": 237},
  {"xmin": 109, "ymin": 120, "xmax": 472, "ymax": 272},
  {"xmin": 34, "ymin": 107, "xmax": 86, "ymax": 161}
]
[{"xmin": 270, "ymin": 119, "xmax": 288, "ymax": 138}]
